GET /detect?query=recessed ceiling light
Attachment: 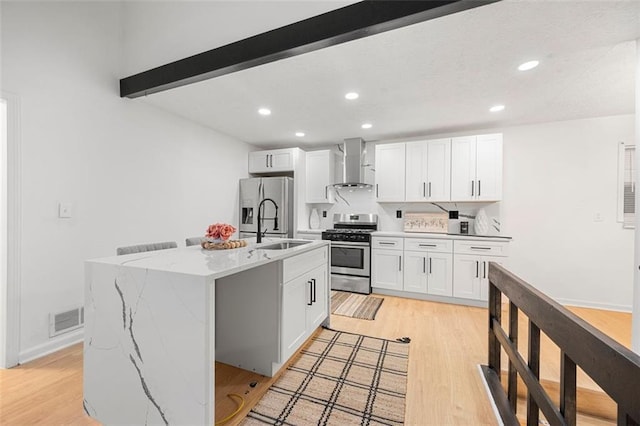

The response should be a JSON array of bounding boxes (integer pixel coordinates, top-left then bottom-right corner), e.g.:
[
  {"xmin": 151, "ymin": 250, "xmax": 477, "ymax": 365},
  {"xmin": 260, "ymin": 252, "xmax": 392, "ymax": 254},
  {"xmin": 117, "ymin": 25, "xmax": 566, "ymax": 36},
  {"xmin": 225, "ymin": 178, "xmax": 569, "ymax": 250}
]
[
  {"xmin": 361, "ymin": 123, "xmax": 373, "ymax": 129},
  {"xmin": 295, "ymin": 132, "xmax": 305, "ymax": 137},
  {"xmin": 518, "ymin": 60, "xmax": 539, "ymax": 71},
  {"xmin": 345, "ymin": 92, "xmax": 359, "ymax": 100},
  {"xmin": 489, "ymin": 105, "xmax": 505, "ymax": 113},
  {"xmin": 258, "ymin": 108, "xmax": 271, "ymax": 116}
]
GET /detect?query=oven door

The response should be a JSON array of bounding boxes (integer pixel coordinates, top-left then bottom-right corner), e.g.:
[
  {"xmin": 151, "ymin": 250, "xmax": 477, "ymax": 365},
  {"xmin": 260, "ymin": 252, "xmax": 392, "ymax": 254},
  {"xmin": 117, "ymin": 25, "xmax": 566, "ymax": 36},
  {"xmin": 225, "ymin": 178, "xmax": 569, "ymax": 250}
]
[{"xmin": 329, "ymin": 241, "xmax": 370, "ymax": 277}]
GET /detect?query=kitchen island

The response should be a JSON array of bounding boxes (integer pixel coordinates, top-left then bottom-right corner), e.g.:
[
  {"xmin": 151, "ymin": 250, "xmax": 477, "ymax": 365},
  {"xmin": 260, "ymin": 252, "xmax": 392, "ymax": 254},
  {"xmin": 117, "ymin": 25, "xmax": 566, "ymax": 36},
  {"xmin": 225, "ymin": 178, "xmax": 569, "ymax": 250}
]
[{"xmin": 83, "ymin": 239, "xmax": 330, "ymax": 425}]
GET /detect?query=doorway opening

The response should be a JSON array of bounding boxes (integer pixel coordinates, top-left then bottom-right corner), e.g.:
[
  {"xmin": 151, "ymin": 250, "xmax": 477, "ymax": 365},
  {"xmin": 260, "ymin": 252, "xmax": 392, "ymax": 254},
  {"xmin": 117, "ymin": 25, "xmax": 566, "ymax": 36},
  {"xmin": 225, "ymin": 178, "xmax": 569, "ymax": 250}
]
[{"xmin": 1, "ymin": 98, "xmax": 7, "ymax": 367}]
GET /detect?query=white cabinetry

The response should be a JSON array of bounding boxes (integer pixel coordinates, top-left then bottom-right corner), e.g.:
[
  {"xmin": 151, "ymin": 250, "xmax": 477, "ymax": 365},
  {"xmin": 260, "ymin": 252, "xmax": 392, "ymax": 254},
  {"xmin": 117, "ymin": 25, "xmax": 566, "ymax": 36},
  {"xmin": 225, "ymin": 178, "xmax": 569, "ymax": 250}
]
[
  {"xmin": 249, "ymin": 148, "xmax": 300, "ymax": 173},
  {"xmin": 375, "ymin": 143, "xmax": 405, "ymax": 202},
  {"xmin": 371, "ymin": 237, "xmax": 404, "ymax": 290},
  {"xmin": 452, "ymin": 240, "xmax": 508, "ymax": 301},
  {"xmin": 305, "ymin": 150, "xmax": 335, "ymax": 203},
  {"xmin": 451, "ymin": 134, "xmax": 502, "ymax": 201},
  {"xmin": 405, "ymin": 139, "xmax": 451, "ymax": 202},
  {"xmin": 281, "ymin": 247, "xmax": 328, "ymax": 361},
  {"xmin": 403, "ymin": 238, "xmax": 453, "ymax": 296}
]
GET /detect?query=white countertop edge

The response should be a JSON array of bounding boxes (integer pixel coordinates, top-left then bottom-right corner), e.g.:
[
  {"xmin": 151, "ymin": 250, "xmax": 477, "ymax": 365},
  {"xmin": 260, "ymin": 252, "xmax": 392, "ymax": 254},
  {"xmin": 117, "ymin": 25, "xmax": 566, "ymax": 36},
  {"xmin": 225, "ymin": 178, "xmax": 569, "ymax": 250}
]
[
  {"xmin": 86, "ymin": 239, "xmax": 330, "ymax": 279},
  {"xmin": 296, "ymin": 229, "xmax": 324, "ymax": 233},
  {"xmin": 373, "ymin": 231, "xmax": 511, "ymax": 242}
]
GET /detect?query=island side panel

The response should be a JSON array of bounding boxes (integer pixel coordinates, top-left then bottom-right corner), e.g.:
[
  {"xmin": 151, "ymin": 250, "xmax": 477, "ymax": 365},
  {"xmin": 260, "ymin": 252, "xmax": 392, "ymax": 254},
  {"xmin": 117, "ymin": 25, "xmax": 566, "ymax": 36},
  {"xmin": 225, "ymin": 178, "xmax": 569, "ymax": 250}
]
[{"xmin": 84, "ymin": 262, "xmax": 214, "ymax": 425}]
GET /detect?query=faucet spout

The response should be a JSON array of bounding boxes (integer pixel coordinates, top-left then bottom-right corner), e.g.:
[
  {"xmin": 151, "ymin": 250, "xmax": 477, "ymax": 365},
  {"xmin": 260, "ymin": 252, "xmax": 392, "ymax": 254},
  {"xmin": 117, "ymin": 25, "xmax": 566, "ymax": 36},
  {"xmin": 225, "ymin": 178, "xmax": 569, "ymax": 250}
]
[{"xmin": 257, "ymin": 198, "xmax": 279, "ymax": 244}]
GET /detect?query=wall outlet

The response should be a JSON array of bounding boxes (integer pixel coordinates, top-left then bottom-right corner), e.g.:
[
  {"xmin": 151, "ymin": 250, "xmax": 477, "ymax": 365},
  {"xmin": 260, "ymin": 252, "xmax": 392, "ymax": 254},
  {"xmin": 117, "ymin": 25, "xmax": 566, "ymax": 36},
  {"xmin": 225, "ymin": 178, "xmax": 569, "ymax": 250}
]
[
  {"xmin": 449, "ymin": 210, "xmax": 459, "ymax": 219},
  {"xmin": 58, "ymin": 202, "xmax": 72, "ymax": 219},
  {"xmin": 396, "ymin": 210, "xmax": 402, "ymax": 218},
  {"xmin": 322, "ymin": 210, "xmax": 327, "ymax": 218}
]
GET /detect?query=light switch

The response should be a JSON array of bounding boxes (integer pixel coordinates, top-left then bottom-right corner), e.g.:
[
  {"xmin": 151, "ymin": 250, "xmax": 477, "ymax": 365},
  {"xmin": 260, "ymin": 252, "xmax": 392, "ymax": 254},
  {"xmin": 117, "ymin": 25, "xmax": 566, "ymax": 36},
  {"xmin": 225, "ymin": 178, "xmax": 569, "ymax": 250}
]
[
  {"xmin": 58, "ymin": 202, "xmax": 72, "ymax": 218},
  {"xmin": 594, "ymin": 212, "xmax": 603, "ymax": 222}
]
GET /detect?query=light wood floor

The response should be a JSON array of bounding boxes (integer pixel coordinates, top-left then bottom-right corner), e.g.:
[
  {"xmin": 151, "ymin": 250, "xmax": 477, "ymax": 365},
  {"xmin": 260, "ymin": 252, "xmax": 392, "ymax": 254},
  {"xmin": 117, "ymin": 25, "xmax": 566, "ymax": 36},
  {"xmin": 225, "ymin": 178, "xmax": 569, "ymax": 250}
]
[{"xmin": 0, "ymin": 296, "xmax": 631, "ymax": 425}]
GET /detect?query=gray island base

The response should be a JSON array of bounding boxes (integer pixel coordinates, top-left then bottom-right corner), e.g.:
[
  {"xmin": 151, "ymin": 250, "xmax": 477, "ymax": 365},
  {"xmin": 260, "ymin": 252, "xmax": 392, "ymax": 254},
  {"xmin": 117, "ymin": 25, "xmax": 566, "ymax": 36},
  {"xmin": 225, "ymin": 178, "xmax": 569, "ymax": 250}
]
[{"xmin": 83, "ymin": 239, "xmax": 330, "ymax": 425}]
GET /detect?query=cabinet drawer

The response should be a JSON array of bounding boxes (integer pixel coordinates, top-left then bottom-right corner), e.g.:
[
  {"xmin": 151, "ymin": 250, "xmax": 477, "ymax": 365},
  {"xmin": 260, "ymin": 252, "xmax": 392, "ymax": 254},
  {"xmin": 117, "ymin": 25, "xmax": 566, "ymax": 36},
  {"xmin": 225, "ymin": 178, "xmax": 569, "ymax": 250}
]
[
  {"xmin": 283, "ymin": 247, "xmax": 328, "ymax": 283},
  {"xmin": 371, "ymin": 237, "xmax": 404, "ymax": 250},
  {"xmin": 453, "ymin": 240, "xmax": 508, "ymax": 257},
  {"xmin": 404, "ymin": 238, "xmax": 452, "ymax": 253}
]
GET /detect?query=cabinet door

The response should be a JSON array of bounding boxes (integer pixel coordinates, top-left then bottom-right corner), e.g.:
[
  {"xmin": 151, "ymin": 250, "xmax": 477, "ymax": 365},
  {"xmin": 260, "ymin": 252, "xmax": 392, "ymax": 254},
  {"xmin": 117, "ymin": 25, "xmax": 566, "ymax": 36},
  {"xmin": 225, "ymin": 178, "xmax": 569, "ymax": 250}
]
[
  {"xmin": 426, "ymin": 252, "xmax": 453, "ymax": 297},
  {"xmin": 271, "ymin": 150, "xmax": 294, "ymax": 171},
  {"xmin": 306, "ymin": 150, "xmax": 334, "ymax": 203},
  {"xmin": 405, "ymin": 141, "xmax": 427, "ymax": 202},
  {"xmin": 375, "ymin": 144, "xmax": 406, "ymax": 202},
  {"xmin": 475, "ymin": 134, "xmax": 503, "ymax": 201},
  {"xmin": 372, "ymin": 249, "xmax": 403, "ymax": 290},
  {"xmin": 281, "ymin": 275, "xmax": 308, "ymax": 361},
  {"xmin": 306, "ymin": 265, "xmax": 328, "ymax": 331},
  {"xmin": 452, "ymin": 254, "xmax": 481, "ymax": 299},
  {"xmin": 403, "ymin": 251, "xmax": 427, "ymax": 293},
  {"xmin": 426, "ymin": 139, "xmax": 451, "ymax": 202},
  {"xmin": 450, "ymin": 136, "xmax": 477, "ymax": 201},
  {"xmin": 249, "ymin": 151, "xmax": 270, "ymax": 173},
  {"xmin": 479, "ymin": 257, "xmax": 505, "ymax": 301}
]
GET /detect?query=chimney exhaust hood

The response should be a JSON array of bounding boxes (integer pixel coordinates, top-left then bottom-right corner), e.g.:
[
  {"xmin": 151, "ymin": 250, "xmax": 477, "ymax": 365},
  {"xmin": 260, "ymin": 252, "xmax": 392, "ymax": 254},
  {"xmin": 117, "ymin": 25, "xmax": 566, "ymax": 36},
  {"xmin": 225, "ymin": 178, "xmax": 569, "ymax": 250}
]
[{"xmin": 333, "ymin": 138, "xmax": 373, "ymax": 189}]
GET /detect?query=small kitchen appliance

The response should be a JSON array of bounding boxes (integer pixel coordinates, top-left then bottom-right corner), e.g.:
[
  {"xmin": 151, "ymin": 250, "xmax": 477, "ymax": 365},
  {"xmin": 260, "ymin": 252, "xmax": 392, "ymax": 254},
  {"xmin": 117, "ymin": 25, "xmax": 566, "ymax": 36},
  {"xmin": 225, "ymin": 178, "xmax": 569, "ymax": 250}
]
[{"xmin": 321, "ymin": 213, "xmax": 377, "ymax": 294}]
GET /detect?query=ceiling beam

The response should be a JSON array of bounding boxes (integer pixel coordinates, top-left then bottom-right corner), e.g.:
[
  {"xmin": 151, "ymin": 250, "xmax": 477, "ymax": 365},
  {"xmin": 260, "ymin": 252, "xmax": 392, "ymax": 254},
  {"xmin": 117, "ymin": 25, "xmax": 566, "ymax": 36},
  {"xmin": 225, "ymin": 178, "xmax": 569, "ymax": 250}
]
[{"xmin": 120, "ymin": 0, "xmax": 498, "ymax": 98}]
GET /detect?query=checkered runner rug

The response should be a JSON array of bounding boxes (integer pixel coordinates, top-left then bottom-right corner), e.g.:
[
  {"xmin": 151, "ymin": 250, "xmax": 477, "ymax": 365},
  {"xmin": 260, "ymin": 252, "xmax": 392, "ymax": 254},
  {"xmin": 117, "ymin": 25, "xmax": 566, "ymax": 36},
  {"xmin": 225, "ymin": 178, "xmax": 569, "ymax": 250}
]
[{"xmin": 241, "ymin": 328, "xmax": 409, "ymax": 425}]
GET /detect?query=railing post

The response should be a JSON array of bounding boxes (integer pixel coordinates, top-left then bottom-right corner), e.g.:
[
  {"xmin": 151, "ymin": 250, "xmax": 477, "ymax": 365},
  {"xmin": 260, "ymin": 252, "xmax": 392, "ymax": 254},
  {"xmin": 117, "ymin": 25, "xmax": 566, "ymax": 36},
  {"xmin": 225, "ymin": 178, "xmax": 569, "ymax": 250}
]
[
  {"xmin": 560, "ymin": 351, "xmax": 577, "ymax": 426},
  {"xmin": 527, "ymin": 320, "xmax": 541, "ymax": 426},
  {"xmin": 508, "ymin": 301, "xmax": 519, "ymax": 414},
  {"xmin": 488, "ymin": 279, "xmax": 501, "ymax": 375}
]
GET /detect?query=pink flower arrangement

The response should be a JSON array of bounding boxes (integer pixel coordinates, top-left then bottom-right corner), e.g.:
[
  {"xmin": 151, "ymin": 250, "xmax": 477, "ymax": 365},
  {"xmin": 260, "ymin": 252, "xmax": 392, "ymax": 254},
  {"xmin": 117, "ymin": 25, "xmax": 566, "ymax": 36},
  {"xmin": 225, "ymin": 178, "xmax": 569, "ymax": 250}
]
[{"xmin": 206, "ymin": 223, "xmax": 236, "ymax": 241}]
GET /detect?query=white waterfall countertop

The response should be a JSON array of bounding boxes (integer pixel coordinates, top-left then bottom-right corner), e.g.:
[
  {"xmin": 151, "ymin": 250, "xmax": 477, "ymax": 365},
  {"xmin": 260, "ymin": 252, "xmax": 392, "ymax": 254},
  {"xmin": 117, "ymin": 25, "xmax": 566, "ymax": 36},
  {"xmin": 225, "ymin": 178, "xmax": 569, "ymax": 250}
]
[
  {"xmin": 83, "ymin": 238, "xmax": 330, "ymax": 426},
  {"xmin": 88, "ymin": 238, "xmax": 329, "ymax": 278}
]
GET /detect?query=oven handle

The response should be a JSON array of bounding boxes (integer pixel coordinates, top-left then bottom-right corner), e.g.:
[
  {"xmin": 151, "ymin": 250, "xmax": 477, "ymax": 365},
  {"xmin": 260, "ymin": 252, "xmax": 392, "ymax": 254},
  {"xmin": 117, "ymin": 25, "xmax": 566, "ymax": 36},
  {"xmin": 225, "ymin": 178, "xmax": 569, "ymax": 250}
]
[{"xmin": 328, "ymin": 241, "xmax": 370, "ymax": 247}]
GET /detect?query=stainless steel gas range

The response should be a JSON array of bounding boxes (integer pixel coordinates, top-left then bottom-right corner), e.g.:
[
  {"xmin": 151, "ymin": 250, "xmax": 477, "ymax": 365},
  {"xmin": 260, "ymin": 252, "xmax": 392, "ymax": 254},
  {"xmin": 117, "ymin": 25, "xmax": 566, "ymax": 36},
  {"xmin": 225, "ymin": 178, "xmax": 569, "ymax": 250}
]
[{"xmin": 321, "ymin": 213, "xmax": 378, "ymax": 295}]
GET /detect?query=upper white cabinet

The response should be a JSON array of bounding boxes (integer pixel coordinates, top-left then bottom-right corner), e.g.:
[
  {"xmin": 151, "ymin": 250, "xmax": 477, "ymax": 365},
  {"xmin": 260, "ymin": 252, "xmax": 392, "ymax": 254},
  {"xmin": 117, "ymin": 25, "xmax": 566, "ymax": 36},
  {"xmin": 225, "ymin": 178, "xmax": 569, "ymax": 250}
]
[
  {"xmin": 305, "ymin": 150, "xmax": 335, "ymax": 204},
  {"xmin": 249, "ymin": 148, "xmax": 301, "ymax": 174},
  {"xmin": 375, "ymin": 143, "xmax": 406, "ymax": 202},
  {"xmin": 450, "ymin": 134, "xmax": 502, "ymax": 201},
  {"xmin": 405, "ymin": 139, "xmax": 451, "ymax": 202}
]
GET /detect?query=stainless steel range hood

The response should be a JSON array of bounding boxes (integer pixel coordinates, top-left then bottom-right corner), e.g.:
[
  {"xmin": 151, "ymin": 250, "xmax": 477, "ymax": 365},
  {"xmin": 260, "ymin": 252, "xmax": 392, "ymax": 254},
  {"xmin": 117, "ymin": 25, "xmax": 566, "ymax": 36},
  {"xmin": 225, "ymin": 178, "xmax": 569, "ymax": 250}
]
[{"xmin": 334, "ymin": 138, "xmax": 373, "ymax": 188}]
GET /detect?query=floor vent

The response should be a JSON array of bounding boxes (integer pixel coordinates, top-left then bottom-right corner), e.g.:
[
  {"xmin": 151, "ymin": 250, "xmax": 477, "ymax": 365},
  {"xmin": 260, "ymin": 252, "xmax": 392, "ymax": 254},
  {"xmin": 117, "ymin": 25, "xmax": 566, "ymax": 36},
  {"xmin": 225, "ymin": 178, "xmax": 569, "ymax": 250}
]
[{"xmin": 49, "ymin": 306, "xmax": 84, "ymax": 337}]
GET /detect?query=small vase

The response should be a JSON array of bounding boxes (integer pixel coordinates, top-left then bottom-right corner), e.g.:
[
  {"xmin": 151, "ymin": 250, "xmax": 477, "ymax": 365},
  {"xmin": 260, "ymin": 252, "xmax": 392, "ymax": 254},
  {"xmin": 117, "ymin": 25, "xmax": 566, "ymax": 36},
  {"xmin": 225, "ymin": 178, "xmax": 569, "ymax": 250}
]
[
  {"xmin": 309, "ymin": 208, "xmax": 320, "ymax": 229},
  {"xmin": 474, "ymin": 208, "xmax": 489, "ymax": 235}
]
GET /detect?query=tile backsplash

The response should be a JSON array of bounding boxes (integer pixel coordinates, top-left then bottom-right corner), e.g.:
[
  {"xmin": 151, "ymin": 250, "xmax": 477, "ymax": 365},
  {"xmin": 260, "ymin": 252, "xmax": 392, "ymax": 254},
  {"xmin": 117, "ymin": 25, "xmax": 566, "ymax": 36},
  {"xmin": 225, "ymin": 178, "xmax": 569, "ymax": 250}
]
[{"xmin": 306, "ymin": 187, "xmax": 502, "ymax": 235}]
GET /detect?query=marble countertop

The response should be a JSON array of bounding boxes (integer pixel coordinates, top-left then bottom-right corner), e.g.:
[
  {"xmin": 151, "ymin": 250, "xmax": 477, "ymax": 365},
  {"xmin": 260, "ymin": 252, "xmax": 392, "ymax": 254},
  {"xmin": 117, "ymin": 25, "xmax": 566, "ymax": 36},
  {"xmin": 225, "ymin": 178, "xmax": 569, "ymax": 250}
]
[
  {"xmin": 373, "ymin": 231, "xmax": 512, "ymax": 242},
  {"xmin": 297, "ymin": 229, "xmax": 324, "ymax": 233},
  {"xmin": 87, "ymin": 238, "xmax": 330, "ymax": 279}
]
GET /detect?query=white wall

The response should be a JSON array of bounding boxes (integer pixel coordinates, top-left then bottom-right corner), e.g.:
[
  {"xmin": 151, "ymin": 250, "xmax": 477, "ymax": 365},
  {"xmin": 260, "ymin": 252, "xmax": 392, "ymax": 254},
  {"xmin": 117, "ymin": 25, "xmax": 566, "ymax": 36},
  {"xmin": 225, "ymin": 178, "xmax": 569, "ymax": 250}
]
[{"xmin": 1, "ymin": 1, "xmax": 253, "ymax": 361}]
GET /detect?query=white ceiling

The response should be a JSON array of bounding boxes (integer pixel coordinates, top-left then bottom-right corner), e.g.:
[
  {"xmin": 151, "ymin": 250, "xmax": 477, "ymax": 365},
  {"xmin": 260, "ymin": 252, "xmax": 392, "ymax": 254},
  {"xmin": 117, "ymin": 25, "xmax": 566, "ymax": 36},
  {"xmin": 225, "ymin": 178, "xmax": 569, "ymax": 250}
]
[{"xmin": 140, "ymin": 0, "xmax": 640, "ymax": 149}]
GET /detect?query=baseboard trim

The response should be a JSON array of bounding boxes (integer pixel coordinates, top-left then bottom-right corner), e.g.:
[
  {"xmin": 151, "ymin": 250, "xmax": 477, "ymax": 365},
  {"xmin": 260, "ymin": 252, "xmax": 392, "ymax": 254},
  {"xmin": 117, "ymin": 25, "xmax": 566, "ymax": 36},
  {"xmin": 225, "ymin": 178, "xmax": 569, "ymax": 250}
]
[
  {"xmin": 555, "ymin": 297, "xmax": 632, "ymax": 313},
  {"xmin": 18, "ymin": 328, "xmax": 84, "ymax": 364},
  {"xmin": 372, "ymin": 288, "xmax": 488, "ymax": 308}
]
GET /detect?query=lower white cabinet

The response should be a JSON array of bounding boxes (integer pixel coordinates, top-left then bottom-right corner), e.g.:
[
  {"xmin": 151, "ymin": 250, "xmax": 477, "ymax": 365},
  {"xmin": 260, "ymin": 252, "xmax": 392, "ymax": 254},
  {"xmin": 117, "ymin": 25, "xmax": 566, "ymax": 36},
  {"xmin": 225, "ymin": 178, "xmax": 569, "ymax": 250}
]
[
  {"xmin": 402, "ymin": 238, "xmax": 453, "ymax": 296},
  {"xmin": 452, "ymin": 241, "xmax": 508, "ymax": 301},
  {"xmin": 372, "ymin": 249, "xmax": 403, "ymax": 290},
  {"xmin": 281, "ymin": 262, "xmax": 327, "ymax": 362}
]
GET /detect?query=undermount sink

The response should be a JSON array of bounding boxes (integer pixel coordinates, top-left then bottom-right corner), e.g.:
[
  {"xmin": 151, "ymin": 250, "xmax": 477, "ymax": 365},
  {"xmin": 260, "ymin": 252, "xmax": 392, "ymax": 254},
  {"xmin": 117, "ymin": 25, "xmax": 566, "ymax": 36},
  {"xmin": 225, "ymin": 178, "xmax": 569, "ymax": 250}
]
[{"xmin": 259, "ymin": 240, "xmax": 312, "ymax": 250}]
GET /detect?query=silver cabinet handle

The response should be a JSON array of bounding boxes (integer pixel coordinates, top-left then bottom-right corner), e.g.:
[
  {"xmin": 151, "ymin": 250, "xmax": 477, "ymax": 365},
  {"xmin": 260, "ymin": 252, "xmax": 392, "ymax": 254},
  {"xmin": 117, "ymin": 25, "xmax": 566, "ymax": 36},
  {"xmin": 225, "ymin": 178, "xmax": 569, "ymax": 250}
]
[
  {"xmin": 471, "ymin": 246, "xmax": 491, "ymax": 250},
  {"xmin": 307, "ymin": 280, "xmax": 313, "ymax": 305},
  {"xmin": 483, "ymin": 262, "xmax": 487, "ymax": 279},
  {"xmin": 379, "ymin": 242, "xmax": 396, "ymax": 246},
  {"xmin": 428, "ymin": 182, "xmax": 432, "ymax": 197},
  {"xmin": 476, "ymin": 261, "xmax": 479, "ymax": 278},
  {"xmin": 471, "ymin": 180, "xmax": 474, "ymax": 196},
  {"xmin": 311, "ymin": 278, "xmax": 316, "ymax": 303},
  {"xmin": 422, "ymin": 257, "xmax": 426, "ymax": 273},
  {"xmin": 399, "ymin": 256, "xmax": 402, "ymax": 271},
  {"xmin": 429, "ymin": 257, "xmax": 432, "ymax": 274},
  {"xmin": 478, "ymin": 180, "xmax": 481, "ymax": 196},
  {"xmin": 265, "ymin": 155, "xmax": 269, "ymax": 168},
  {"xmin": 422, "ymin": 182, "xmax": 426, "ymax": 197},
  {"xmin": 270, "ymin": 154, "xmax": 273, "ymax": 168},
  {"xmin": 419, "ymin": 244, "xmax": 436, "ymax": 247},
  {"xmin": 325, "ymin": 186, "xmax": 328, "ymax": 200},
  {"xmin": 376, "ymin": 184, "xmax": 379, "ymax": 198}
]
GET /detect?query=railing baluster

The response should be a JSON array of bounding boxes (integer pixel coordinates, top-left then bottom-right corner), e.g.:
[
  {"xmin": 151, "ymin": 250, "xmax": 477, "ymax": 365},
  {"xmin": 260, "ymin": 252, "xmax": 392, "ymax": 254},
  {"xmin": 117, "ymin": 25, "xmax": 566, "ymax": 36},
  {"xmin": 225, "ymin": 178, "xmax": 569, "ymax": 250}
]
[
  {"xmin": 508, "ymin": 301, "xmax": 518, "ymax": 414},
  {"xmin": 560, "ymin": 351, "xmax": 577, "ymax": 426},
  {"xmin": 618, "ymin": 407, "xmax": 640, "ymax": 426},
  {"xmin": 527, "ymin": 320, "xmax": 540, "ymax": 426},
  {"xmin": 488, "ymin": 280, "xmax": 501, "ymax": 375}
]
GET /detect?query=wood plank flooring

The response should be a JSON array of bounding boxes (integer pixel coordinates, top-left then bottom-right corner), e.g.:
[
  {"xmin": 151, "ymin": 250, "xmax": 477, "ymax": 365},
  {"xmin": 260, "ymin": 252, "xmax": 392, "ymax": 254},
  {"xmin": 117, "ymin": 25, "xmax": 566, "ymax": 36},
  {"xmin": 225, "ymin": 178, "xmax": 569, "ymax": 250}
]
[{"xmin": 0, "ymin": 296, "xmax": 631, "ymax": 425}]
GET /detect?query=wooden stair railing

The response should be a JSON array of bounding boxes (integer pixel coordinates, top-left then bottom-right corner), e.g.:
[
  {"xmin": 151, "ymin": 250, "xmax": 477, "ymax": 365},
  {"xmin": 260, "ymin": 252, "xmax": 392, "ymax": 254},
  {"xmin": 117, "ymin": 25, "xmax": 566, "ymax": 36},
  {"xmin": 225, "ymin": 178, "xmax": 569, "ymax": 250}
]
[{"xmin": 481, "ymin": 263, "xmax": 640, "ymax": 426}]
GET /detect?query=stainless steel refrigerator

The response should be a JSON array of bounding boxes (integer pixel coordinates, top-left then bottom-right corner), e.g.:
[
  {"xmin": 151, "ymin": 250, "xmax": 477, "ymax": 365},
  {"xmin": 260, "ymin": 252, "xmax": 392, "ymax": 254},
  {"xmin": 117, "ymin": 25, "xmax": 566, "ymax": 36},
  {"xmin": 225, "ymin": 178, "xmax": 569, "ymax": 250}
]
[{"xmin": 239, "ymin": 177, "xmax": 294, "ymax": 239}]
